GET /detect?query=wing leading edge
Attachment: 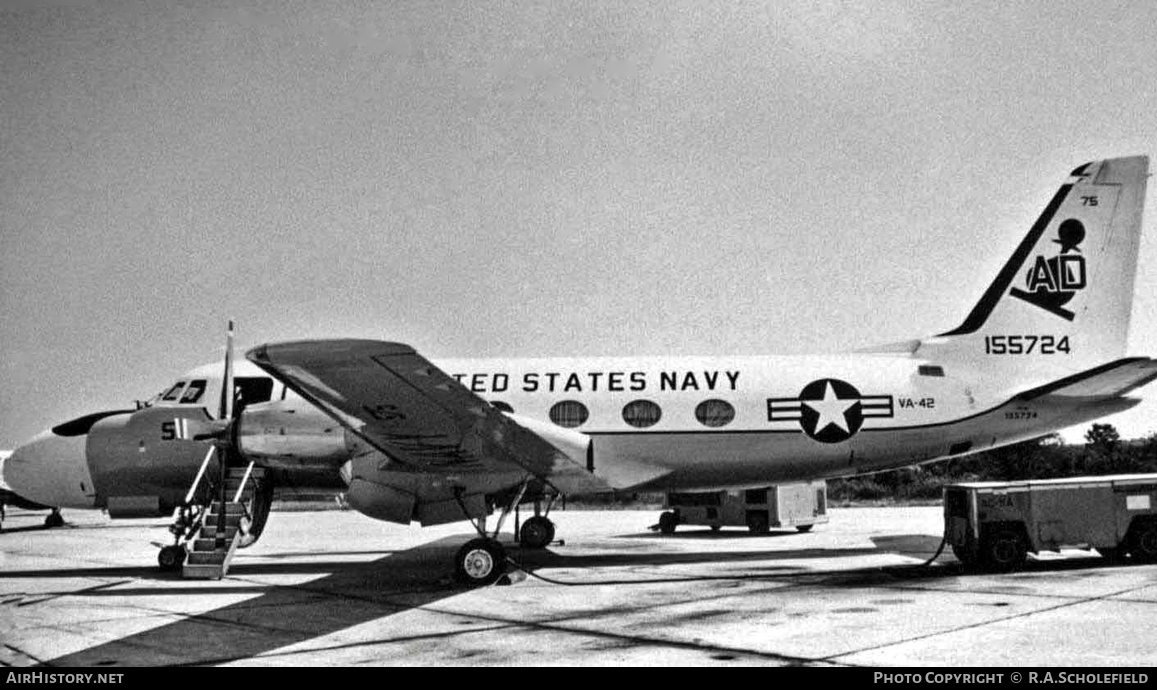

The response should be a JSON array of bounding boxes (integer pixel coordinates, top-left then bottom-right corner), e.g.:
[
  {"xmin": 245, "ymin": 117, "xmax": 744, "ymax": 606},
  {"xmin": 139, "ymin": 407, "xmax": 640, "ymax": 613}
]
[{"xmin": 246, "ymin": 339, "xmax": 609, "ymax": 495}]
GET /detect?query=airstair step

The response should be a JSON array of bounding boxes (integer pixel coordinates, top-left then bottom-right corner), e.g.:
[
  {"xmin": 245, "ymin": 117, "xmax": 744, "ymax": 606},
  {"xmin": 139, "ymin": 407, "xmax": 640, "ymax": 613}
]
[
  {"xmin": 182, "ymin": 564, "xmax": 226, "ymax": 579},
  {"xmin": 186, "ymin": 550, "xmax": 228, "ymax": 565},
  {"xmin": 192, "ymin": 534, "xmax": 236, "ymax": 551},
  {"xmin": 226, "ymin": 466, "xmax": 263, "ymax": 478},
  {"xmin": 203, "ymin": 514, "xmax": 243, "ymax": 528}
]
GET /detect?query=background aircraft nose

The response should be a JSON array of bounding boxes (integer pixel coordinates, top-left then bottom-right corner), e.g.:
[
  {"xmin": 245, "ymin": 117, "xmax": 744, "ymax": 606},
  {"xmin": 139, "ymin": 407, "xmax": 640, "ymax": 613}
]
[{"xmin": 3, "ymin": 429, "xmax": 96, "ymax": 509}]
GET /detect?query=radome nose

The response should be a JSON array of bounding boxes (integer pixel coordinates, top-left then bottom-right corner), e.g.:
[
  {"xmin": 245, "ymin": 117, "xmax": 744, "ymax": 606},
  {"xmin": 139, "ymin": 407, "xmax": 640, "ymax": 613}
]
[{"xmin": 4, "ymin": 429, "xmax": 95, "ymax": 509}]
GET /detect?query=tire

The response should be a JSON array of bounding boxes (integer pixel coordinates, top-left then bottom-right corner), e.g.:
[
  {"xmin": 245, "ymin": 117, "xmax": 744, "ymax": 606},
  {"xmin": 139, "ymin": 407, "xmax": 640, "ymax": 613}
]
[
  {"xmin": 519, "ymin": 516, "xmax": 555, "ymax": 549},
  {"xmin": 236, "ymin": 479, "xmax": 273, "ymax": 549},
  {"xmin": 455, "ymin": 538, "xmax": 507, "ymax": 586},
  {"xmin": 1096, "ymin": 547, "xmax": 1123, "ymax": 564},
  {"xmin": 980, "ymin": 530, "xmax": 1027, "ymax": 572},
  {"xmin": 44, "ymin": 511, "xmax": 64, "ymax": 528},
  {"xmin": 658, "ymin": 511, "xmax": 678, "ymax": 535},
  {"xmin": 746, "ymin": 512, "xmax": 769, "ymax": 534},
  {"xmin": 710, "ymin": 524, "xmax": 722, "ymax": 532},
  {"xmin": 952, "ymin": 543, "xmax": 977, "ymax": 568},
  {"xmin": 1127, "ymin": 522, "xmax": 1157, "ymax": 563},
  {"xmin": 157, "ymin": 545, "xmax": 186, "ymax": 571},
  {"xmin": 796, "ymin": 524, "xmax": 814, "ymax": 533}
]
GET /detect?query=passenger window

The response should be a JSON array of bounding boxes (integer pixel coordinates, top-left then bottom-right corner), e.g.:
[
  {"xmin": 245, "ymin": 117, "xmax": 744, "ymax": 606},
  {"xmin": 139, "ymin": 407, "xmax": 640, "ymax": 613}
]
[
  {"xmin": 549, "ymin": 400, "xmax": 589, "ymax": 428},
  {"xmin": 622, "ymin": 400, "xmax": 662, "ymax": 428},
  {"xmin": 180, "ymin": 380, "xmax": 207, "ymax": 404},
  {"xmin": 695, "ymin": 399, "xmax": 736, "ymax": 428}
]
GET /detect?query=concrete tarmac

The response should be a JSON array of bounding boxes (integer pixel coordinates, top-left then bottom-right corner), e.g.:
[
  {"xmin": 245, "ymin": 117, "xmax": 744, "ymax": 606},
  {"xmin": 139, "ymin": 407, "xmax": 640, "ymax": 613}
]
[{"xmin": 1, "ymin": 505, "xmax": 1155, "ymax": 667}]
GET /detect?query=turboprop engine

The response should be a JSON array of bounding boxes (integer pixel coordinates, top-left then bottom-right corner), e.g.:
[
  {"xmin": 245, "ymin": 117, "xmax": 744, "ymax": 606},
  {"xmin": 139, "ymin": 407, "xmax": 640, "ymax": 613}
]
[{"xmin": 236, "ymin": 400, "xmax": 358, "ymax": 470}]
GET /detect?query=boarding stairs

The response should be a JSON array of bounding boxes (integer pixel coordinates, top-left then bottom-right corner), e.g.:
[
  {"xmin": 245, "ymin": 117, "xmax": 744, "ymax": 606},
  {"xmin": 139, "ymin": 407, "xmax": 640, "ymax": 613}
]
[{"xmin": 182, "ymin": 463, "xmax": 263, "ymax": 580}]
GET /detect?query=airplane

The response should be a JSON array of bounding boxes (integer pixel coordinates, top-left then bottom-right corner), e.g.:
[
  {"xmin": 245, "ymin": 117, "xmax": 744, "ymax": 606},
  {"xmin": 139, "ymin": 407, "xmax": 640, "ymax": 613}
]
[
  {"xmin": 0, "ymin": 451, "xmax": 64, "ymax": 529},
  {"xmin": 3, "ymin": 155, "xmax": 1154, "ymax": 584}
]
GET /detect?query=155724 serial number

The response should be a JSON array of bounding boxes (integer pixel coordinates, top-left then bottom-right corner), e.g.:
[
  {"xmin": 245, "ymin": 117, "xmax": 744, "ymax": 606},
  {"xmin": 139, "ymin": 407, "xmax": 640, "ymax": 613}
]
[{"xmin": 984, "ymin": 335, "xmax": 1070, "ymax": 355}]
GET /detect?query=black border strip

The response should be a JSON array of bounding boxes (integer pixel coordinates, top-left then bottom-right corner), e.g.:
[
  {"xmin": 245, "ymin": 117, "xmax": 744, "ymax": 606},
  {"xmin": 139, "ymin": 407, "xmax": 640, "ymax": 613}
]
[{"xmin": 939, "ymin": 183, "xmax": 1073, "ymax": 336}]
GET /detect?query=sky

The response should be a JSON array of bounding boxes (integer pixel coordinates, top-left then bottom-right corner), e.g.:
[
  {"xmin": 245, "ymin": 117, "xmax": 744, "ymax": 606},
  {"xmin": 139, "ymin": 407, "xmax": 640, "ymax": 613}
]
[{"xmin": 2, "ymin": 0, "xmax": 1157, "ymax": 449}]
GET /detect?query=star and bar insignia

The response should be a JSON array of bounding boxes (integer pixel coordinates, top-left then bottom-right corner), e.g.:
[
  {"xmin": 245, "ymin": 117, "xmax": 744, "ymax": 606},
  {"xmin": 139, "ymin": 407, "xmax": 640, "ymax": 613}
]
[{"xmin": 767, "ymin": 378, "xmax": 894, "ymax": 444}]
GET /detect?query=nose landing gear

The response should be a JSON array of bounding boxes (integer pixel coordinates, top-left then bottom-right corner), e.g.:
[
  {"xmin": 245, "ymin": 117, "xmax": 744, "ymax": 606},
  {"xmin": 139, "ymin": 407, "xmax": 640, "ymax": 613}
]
[
  {"xmin": 43, "ymin": 508, "xmax": 64, "ymax": 528},
  {"xmin": 157, "ymin": 544, "xmax": 187, "ymax": 571}
]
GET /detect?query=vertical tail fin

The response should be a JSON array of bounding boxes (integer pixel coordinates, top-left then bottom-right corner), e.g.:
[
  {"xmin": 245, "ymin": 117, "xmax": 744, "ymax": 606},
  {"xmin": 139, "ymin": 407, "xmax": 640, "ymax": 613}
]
[{"xmin": 922, "ymin": 156, "xmax": 1149, "ymax": 378}]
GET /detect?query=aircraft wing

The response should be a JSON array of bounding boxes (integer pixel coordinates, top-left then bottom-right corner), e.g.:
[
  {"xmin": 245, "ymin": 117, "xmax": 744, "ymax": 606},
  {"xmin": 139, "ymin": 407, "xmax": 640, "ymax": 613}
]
[
  {"xmin": 1016, "ymin": 357, "xmax": 1157, "ymax": 400},
  {"xmin": 246, "ymin": 339, "xmax": 609, "ymax": 494}
]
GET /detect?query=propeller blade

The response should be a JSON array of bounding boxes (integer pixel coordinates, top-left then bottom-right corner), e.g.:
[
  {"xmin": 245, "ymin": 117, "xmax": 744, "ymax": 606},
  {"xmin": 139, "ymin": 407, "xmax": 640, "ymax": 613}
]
[{"xmin": 220, "ymin": 319, "xmax": 236, "ymax": 420}]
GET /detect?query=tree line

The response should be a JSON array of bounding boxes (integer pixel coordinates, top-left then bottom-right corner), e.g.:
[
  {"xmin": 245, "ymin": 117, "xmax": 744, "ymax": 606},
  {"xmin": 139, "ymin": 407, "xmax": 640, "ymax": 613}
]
[{"xmin": 829, "ymin": 423, "xmax": 1157, "ymax": 503}]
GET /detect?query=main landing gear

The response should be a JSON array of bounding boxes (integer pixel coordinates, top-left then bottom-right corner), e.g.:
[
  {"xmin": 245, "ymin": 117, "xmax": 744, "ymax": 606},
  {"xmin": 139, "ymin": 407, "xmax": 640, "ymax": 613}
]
[
  {"xmin": 517, "ymin": 494, "xmax": 558, "ymax": 549},
  {"xmin": 452, "ymin": 482, "xmax": 559, "ymax": 586}
]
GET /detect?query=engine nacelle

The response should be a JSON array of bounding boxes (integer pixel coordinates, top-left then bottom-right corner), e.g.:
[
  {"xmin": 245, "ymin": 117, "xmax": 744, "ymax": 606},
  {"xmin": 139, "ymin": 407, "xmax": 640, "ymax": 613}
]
[{"xmin": 237, "ymin": 400, "xmax": 355, "ymax": 469}]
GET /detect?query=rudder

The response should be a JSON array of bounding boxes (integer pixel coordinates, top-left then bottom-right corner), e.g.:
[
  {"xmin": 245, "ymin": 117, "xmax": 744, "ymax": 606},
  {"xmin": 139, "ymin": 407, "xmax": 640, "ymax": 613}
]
[{"xmin": 923, "ymin": 156, "xmax": 1149, "ymax": 379}]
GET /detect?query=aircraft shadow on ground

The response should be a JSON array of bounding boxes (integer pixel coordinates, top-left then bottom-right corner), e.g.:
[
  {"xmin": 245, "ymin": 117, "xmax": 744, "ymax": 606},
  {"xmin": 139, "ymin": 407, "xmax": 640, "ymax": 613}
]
[
  {"xmin": 18, "ymin": 530, "xmax": 1140, "ymax": 666},
  {"xmin": 27, "ymin": 531, "xmax": 936, "ymax": 666},
  {"xmin": 37, "ymin": 536, "xmax": 474, "ymax": 667}
]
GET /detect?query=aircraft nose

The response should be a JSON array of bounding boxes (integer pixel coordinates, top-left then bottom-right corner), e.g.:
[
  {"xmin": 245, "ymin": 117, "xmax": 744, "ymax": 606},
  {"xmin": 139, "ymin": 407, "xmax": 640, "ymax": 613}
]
[{"xmin": 4, "ymin": 429, "xmax": 96, "ymax": 509}]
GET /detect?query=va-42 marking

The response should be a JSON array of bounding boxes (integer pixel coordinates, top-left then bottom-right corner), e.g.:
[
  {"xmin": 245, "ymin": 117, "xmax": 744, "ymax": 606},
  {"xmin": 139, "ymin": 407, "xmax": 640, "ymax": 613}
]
[{"xmin": 984, "ymin": 335, "xmax": 1070, "ymax": 355}]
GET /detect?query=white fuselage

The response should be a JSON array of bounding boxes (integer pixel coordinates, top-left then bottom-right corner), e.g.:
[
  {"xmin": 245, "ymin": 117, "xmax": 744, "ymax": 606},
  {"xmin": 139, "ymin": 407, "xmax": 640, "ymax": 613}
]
[{"xmin": 436, "ymin": 353, "xmax": 1133, "ymax": 491}]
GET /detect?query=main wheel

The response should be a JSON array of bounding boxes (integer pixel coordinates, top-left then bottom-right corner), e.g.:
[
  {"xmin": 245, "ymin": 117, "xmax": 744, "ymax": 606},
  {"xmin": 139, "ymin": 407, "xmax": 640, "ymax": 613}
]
[
  {"xmin": 519, "ymin": 516, "xmax": 555, "ymax": 549},
  {"xmin": 980, "ymin": 530, "xmax": 1027, "ymax": 572},
  {"xmin": 236, "ymin": 478, "xmax": 274, "ymax": 549},
  {"xmin": 796, "ymin": 524, "xmax": 814, "ymax": 533},
  {"xmin": 658, "ymin": 511, "xmax": 678, "ymax": 535},
  {"xmin": 746, "ymin": 512, "xmax": 769, "ymax": 534},
  {"xmin": 1096, "ymin": 546, "xmax": 1123, "ymax": 564},
  {"xmin": 1127, "ymin": 522, "xmax": 1157, "ymax": 563},
  {"xmin": 951, "ymin": 543, "xmax": 977, "ymax": 568},
  {"xmin": 455, "ymin": 538, "xmax": 507, "ymax": 586},
  {"xmin": 157, "ymin": 545, "xmax": 186, "ymax": 571},
  {"xmin": 44, "ymin": 511, "xmax": 64, "ymax": 528}
]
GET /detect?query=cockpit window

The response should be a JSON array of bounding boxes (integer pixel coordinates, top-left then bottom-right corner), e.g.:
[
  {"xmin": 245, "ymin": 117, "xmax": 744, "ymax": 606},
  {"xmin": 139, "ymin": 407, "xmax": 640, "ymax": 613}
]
[
  {"xmin": 180, "ymin": 379, "xmax": 208, "ymax": 404},
  {"xmin": 224, "ymin": 377, "xmax": 276, "ymax": 418},
  {"xmin": 161, "ymin": 381, "xmax": 187, "ymax": 401}
]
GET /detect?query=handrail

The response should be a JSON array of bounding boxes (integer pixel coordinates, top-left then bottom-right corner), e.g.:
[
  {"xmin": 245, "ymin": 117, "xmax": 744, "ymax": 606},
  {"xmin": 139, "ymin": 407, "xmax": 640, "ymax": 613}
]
[
  {"xmin": 232, "ymin": 461, "xmax": 255, "ymax": 503},
  {"xmin": 184, "ymin": 446, "xmax": 217, "ymax": 505}
]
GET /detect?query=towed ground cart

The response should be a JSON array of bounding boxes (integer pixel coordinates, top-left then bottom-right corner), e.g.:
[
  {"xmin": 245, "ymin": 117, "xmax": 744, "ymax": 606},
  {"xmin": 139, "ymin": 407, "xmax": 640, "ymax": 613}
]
[
  {"xmin": 945, "ymin": 474, "xmax": 1157, "ymax": 571},
  {"xmin": 658, "ymin": 481, "xmax": 828, "ymax": 534}
]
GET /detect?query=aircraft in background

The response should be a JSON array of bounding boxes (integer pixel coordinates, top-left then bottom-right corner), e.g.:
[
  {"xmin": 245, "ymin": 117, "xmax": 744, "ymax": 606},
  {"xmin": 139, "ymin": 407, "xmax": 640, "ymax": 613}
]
[
  {"xmin": 0, "ymin": 451, "xmax": 63, "ymax": 529},
  {"xmin": 4, "ymin": 156, "xmax": 1153, "ymax": 583}
]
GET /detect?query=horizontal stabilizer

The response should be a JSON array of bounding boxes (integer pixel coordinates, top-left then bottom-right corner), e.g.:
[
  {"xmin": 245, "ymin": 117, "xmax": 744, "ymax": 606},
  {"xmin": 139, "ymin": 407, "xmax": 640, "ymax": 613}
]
[{"xmin": 1016, "ymin": 357, "xmax": 1157, "ymax": 400}]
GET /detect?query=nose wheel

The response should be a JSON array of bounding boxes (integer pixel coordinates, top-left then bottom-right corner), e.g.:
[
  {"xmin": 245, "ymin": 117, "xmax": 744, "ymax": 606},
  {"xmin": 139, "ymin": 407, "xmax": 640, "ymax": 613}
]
[{"xmin": 157, "ymin": 544, "xmax": 187, "ymax": 571}]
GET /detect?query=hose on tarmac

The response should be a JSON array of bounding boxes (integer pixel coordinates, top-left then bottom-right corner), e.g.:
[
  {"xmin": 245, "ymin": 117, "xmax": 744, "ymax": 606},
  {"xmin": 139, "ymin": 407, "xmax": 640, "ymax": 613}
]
[{"xmin": 499, "ymin": 525, "xmax": 953, "ymax": 587}]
